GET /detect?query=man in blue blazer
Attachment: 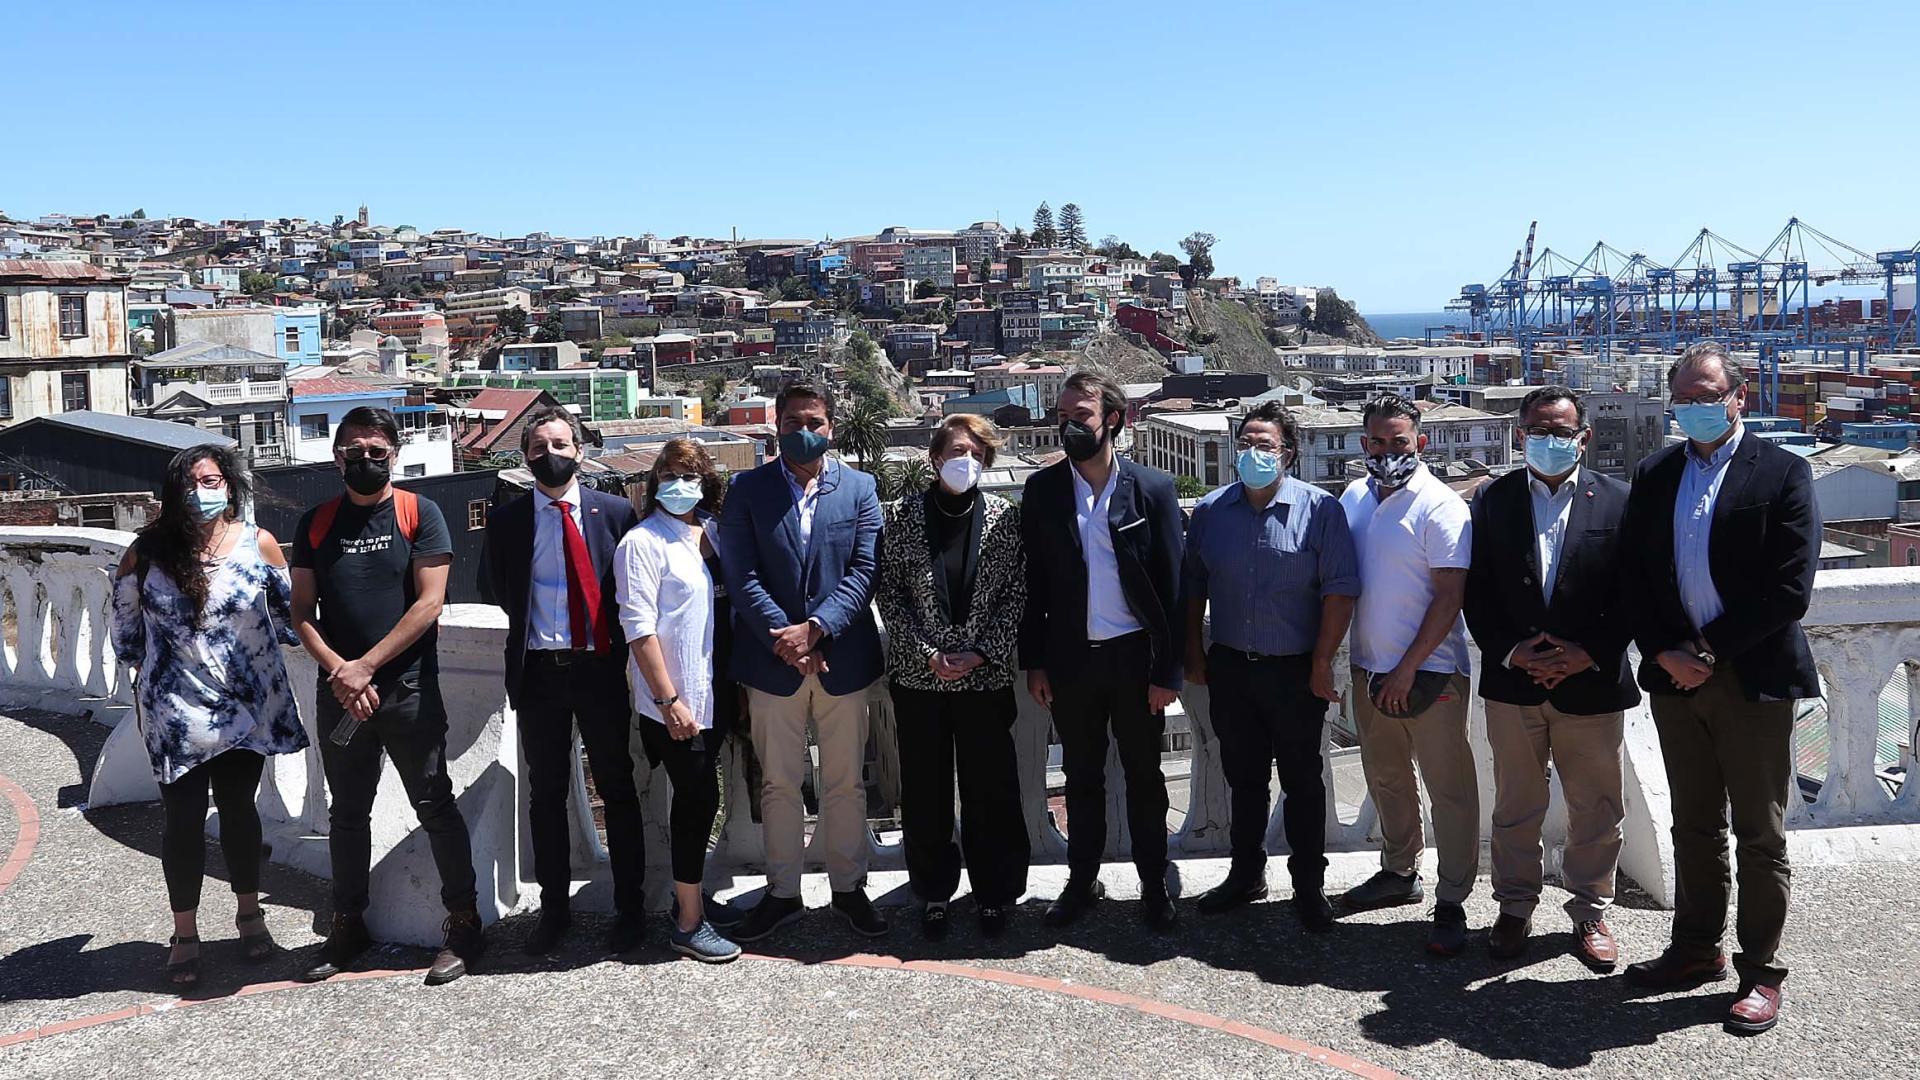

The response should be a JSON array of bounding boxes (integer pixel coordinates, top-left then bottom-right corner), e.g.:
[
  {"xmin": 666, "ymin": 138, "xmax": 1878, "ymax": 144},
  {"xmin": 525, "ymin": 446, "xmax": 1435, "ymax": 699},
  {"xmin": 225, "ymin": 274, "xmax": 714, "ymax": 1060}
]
[
  {"xmin": 483, "ymin": 407, "xmax": 646, "ymax": 957},
  {"xmin": 718, "ymin": 382, "xmax": 887, "ymax": 943}
]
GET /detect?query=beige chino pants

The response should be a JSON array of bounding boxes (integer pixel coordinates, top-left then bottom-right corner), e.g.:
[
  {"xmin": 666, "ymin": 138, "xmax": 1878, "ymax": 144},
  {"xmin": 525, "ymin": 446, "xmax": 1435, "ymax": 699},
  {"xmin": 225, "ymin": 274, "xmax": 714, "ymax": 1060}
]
[
  {"xmin": 747, "ymin": 675, "xmax": 873, "ymax": 897},
  {"xmin": 1483, "ymin": 700, "xmax": 1624, "ymax": 923},
  {"xmin": 1351, "ymin": 667, "xmax": 1479, "ymax": 905}
]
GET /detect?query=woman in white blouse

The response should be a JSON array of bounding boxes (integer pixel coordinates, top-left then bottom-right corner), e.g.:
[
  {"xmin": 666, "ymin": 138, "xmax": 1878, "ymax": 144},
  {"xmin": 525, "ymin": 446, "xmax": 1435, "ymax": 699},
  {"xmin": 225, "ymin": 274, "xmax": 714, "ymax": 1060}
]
[{"xmin": 614, "ymin": 438, "xmax": 741, "ymax": 964}]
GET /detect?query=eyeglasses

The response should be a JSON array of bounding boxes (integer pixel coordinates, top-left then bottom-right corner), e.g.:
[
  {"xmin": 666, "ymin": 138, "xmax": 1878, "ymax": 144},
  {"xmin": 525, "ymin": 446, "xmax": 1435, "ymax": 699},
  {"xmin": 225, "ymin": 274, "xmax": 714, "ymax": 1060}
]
[
  {"xmin": 338, "ymin": 446, "xmax": 392, "ymax": 462},
  {"xmin": 192, "ymin": 476, "xmax": 228, "ymax": 490},
  {"xmin": 656, "ymin": 471, "xmax": 702, "ymax": 484},
  {"xmin": 1235, "ymin": 439, "xmax": 1286, "ymax": 453},
  {"xmin": 1671, "ymin": 390, "xmax": 1732, "ymax": 408},
  {"xmin": 1522, "ymin": 426, "xmax": 1584, "ymax": 440}
]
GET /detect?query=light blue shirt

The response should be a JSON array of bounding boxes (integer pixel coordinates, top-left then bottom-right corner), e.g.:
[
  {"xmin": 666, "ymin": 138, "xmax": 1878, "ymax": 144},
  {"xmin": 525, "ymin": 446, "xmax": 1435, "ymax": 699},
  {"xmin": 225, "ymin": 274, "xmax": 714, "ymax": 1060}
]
[
  {"xmin": 782, "ymin": 458, "xmax": 834, "ymax": 554},
  {"xmin": 1528, "ymin": 467, "xmax": 1579, "ymax": 605},
  {"xmin": 1673, "ymin": 424, "xmax": 1743, "ymax": 635},
  {"xmin": 1184, "ymin": 475, "xmax": 1360, "ymax": 656},
  {"xmin": 527, "ymin": 483, "xmax": 584, "ymax": 649}
]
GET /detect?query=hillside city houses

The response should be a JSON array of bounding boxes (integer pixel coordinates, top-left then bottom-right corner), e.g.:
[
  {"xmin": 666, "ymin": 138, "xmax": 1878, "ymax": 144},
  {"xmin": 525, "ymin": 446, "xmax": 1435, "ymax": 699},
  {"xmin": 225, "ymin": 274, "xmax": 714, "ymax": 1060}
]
[{"xmin": 4, "ymin": 206, "xmax": 1920, "ymax": 567}]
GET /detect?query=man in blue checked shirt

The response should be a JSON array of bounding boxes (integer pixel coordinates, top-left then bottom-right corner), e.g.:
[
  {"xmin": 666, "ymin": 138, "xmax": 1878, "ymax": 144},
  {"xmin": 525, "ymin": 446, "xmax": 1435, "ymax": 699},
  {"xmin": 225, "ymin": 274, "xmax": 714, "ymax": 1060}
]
[{"xmin": 1182, "ymin": 401, "xmax": 1359, "ymax": 932}]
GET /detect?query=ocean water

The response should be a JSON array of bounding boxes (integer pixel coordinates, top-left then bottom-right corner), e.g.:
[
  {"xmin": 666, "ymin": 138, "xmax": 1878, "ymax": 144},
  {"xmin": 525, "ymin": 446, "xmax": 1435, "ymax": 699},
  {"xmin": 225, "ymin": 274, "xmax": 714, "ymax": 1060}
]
[{"xmin": 1362, "ymin": 311, "xmax": 1470, "ymax": 341}]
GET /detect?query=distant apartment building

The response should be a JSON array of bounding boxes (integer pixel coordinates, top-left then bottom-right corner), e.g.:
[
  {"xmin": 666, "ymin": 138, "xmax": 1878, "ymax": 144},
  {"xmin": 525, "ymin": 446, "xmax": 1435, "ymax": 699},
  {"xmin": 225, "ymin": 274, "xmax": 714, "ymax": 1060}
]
[
  {"xmin": 443, "ymin": 286, "xmax": 536, "ymax": 334},
  {"xmin": 882, "ymin": 324, "xmax": 940, "ymax": 367},
  {"xmin": 774, "ymin": 317, "xmax": 845, "ymax": 353},
  {"xmin": 289, "ymin": 373, "xmax": 454, "ymax": 478},
  {"xmin": 951, "ymin": 307, "xmax": 1000, "ymax": 354},
  {"xmin": 174, "ymin": 305, "xmax": 324, "ymax": 367},
  {"xmin": 1582, "ymin": 390, "xmax": 1669, "ymax": 480},
  {"xmin": 903, "ymin": 245, "xmax": 959, "ymax": 290},
  {"xmin": 1287, "ymin": 403, "xmax": 1512, "ymax": 491},
  {"xmin": 1138, "ymin": 410, "xmax": 1236, "ymax": 488},
  {"xmin": 0, "ymin": 260, "xmax": 134, "ymax": 428},
  {"xmin": 957, "ymin": 222, "xmax": 1007, "ymax": 267},
  {"xmin": 132, "ymin": 341, "xmax": 289, "ymax": 467},
  {"xmin": 370, "ymin": 308, "xmax": 450, "ymax": 350}
]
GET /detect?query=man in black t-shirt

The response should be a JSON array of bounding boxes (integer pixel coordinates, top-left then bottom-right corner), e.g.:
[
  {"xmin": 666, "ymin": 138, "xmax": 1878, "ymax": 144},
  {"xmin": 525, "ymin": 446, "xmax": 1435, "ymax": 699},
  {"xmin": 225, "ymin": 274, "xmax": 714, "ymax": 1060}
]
[{"xmin": 289, "ymin": 406, "xmax": 482, "ymax": 987}]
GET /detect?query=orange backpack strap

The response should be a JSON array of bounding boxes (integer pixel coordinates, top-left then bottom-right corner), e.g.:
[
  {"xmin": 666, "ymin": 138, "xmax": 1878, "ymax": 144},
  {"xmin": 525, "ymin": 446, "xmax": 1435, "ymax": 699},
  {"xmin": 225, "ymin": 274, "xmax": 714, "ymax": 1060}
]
[
  {"xmin": 393, "ymin": 488, "xmax": 420, "ymax": 545},
  {"xmin": 306, "ymin": 495, "xmax": 344, "ymax": 551}
]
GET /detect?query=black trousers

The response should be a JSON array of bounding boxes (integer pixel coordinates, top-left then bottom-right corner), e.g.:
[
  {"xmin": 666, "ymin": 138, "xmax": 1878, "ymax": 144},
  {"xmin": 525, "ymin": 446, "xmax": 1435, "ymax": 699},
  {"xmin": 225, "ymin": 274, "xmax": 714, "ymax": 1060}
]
[
  {"xmin": 1207, "ymin": 646, "xmax": 1330, "ymax": 888},
  {"xmin": 317, "ymin": 674, "xmax": 478, "ymax": 916},
  {"xmin": 158, "ymin": 749, "xmax": 265, "ymax": 913},
  {"xmin": 520, "ymin": 651, "xmax": 647, "ymax": 915},
  {"xmin": 891, "ymin": 684, "xmax": 1031, "ymax": 905},
  {"xmin": 638, "ymin": 720, "xmax": 722, "ymax": 886},
  {"xmin": 1050, "ymin": 633, "xmax": 1169, "ymax": 885}
]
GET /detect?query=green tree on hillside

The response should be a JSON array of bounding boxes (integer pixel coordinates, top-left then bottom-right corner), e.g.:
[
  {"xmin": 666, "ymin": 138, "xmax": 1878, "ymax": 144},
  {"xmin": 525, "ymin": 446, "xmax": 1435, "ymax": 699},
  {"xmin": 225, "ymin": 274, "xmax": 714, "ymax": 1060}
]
[
  {"xmin": 1058, "ymin": 203, "xmax": 1087, "ymax": 249},
  {"xmin": 1180, "ymin": 231, "xmax": 1218, "ymax": 281},
  {"xmin": 1096, "ymin": 235, "xmax": 1144, "ymax": 261},
  {"xmin": 1312, "ymin": 289, "xmax": 1357, "ymax": 335},
  {"xmin": 1031, "ymin": 203, "xmax": 1057, "ymax": 248},
  {"xmin": 241, "ymin": 270, "xmax": 277, "ymax": 295},
  {"xmin": 130, "ymin": 208, "xmax": 147, "ymax": 220},
  {"xmin": 1149, "ymin": 251, "xmax": 1181, "ymax": 273},
  {"xmin": 1008, "ymin": 226, "xmax": 1029, "ymax": 249},
  {"xmin": 978, "ymin": 256, "xmax": 992, "ymax": 283},
  {"xmin": 534, "ymin": 312, "xmax": 566, "ymax": 342},
  {"xmin": 497, "ymin": 306, "xmax": 529, "ymax": 335},
  {"xmin": 913, "ymin": 279, "xmax": 938, "ymax": 300}
]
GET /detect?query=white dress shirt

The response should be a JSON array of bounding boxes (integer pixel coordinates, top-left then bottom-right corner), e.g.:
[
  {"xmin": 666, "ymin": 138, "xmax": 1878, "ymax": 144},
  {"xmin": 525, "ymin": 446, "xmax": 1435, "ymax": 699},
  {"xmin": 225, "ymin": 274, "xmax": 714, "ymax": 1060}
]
[
  {"xmin": 1071, "ymin": 462, "xmax": 1143, "ymax": 641},
  {"xmin": 614, "ymin": 511, "xmax": 715, "ymax": 729},
  {"xmin": 1674, "ymin": 424, "xmax": 1743, "ymax": 635},
  {"xmin": 527, "ymin": 482, "xmax": 583, "ymax": 650},
  {"xmin": 1339, "ymin": 464, "xmax": 1473, "ymax": 676}
]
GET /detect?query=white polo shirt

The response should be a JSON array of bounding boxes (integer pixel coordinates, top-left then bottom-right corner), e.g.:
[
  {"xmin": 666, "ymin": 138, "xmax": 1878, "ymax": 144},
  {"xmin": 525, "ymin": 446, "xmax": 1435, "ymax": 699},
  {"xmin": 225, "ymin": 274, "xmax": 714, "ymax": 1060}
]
[{"xmin": 1339, "ymin": 464, "xmax": 1473, "ymax": 677}]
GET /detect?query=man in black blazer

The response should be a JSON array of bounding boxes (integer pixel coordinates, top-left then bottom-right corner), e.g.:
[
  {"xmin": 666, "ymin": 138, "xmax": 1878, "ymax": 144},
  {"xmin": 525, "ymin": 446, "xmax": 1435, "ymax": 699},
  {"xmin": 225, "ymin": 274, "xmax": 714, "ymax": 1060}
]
[
  {"xmin": 1020, "ymin": 370, "xmax": 1185, "ymax": 932},
  {"xmin": 1465, "ymin": 386, "xmax": 1638, "ymax": 971},
  {"xmin": 1619, "ymin": 342, "xmax": 1819, "ymax": 1036},
  {"xmin": 483, "ymin": 407, "xmax": 647, "ymax": 957}
]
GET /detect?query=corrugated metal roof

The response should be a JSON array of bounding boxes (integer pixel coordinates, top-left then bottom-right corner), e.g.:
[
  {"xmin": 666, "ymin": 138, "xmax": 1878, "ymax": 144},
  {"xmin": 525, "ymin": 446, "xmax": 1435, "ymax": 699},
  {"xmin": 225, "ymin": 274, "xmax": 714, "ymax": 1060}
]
[
  {"xmin": 0, "ymin": 259, "xmax": 128, "ymax": 283},
  {"xmin": 41, "ymin": 411, "xmax": 238, "ymax": 450},
  {"xmin": 289, "ymin": 375, "xmax": 407, "ymax": 398}
]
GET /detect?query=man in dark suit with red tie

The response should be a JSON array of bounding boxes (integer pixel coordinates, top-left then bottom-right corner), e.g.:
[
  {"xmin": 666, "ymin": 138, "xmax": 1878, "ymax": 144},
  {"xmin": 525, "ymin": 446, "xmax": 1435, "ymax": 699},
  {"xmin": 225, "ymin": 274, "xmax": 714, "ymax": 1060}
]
[{"xmin": 485, "ymin": 407, "xmax": 646, "ymax": 957}]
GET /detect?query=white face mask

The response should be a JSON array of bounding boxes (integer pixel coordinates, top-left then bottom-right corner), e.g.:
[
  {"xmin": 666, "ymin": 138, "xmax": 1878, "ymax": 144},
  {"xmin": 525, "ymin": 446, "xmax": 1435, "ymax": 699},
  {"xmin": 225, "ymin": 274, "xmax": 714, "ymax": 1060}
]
[{"xmin": 939, "ymin": 454, "xmax": 982, "ymax": 494}]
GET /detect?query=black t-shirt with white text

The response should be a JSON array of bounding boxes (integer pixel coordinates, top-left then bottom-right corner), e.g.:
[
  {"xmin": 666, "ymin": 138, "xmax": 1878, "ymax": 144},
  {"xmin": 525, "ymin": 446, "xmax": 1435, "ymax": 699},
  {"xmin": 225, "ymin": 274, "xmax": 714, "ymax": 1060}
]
[{"xmin": 292, "ymin": 494, "xmax": 453, "ymax": 685}]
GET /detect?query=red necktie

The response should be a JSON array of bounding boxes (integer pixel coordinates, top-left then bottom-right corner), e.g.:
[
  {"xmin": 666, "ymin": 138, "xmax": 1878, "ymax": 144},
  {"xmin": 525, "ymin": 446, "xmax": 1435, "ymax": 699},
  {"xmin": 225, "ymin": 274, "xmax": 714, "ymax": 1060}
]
[{"xmin": 554, "ymin": 501, "xmax": 608, "ymax": 654}]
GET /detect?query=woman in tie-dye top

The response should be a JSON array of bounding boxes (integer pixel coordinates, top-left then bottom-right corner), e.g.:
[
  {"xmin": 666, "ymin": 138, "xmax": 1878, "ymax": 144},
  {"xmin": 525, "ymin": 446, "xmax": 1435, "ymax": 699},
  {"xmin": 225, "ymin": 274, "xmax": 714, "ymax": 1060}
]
[{"xmin": 110, "ymin": 444, "xmax": 308, "ymax": 986}]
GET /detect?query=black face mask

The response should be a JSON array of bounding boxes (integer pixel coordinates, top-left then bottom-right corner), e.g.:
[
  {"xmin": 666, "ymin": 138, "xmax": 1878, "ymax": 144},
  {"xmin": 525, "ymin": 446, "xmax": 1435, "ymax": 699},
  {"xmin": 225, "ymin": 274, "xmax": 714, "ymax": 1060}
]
[
  {"xmin": 343, "ymin": 457, "xmax": 391, "ymax": 496},
  {"xmin": 529, "ymin": 452, "xmax": 579, "ymax": 489},
  {"xmin": 1060, "ymin": 419, "xmax": 1108, "ymax": 463}
]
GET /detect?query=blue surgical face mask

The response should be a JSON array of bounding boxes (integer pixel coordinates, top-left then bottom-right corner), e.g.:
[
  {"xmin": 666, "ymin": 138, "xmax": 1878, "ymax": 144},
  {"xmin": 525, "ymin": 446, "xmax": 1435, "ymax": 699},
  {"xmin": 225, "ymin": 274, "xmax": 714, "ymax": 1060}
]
[
  {"xmin": 779, "ymin": 428, "xmax": 830, "ymax": 466},
  {"xmin": 656, "ymin": 477, "xmax": 702, "ymax": 516},
  {"xmin": 191, "ymin": 485, "xmax": 229, "ymax": 521},
  {"xmin": 1235, "ymin": 447, "xmax": 1282, "ymax": 490},
  {"xmin": 1673, "ymin": 402, "xmax": 1733, "ymax": 444},
  {"xmin": 1524, "ymin": 434, "xmax": 1582, "ymax": 478}
]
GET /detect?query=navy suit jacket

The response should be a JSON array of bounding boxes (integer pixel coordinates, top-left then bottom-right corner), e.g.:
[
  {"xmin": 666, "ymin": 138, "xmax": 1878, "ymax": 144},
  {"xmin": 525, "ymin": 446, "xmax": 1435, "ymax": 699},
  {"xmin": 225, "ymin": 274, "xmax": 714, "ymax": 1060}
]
[
  {"xmin": 717, "ymin": 457, "xmax": 884, "ymax": 697},
  {"xmin": 1621, "ymin": 435, "xmax": 1820, "ymax": 702},
  {"xmin": 483, "ymin": 484, "xmax": 640, "ymax": 708},
  {"xmin": 1464, "ymin": 467, "xmax": 1640, "ymax": 715},
  {"xmin": 1018, "ymin": 456, "xmax": 1186, "ymax": 690}
]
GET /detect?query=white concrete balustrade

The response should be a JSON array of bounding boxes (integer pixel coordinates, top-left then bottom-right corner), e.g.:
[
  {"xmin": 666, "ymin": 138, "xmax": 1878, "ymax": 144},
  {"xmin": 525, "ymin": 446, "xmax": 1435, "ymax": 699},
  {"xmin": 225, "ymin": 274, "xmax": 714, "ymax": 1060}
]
[{"xmin": 3, "ymin": 526, "xmax": 1917, "ymax": 945}]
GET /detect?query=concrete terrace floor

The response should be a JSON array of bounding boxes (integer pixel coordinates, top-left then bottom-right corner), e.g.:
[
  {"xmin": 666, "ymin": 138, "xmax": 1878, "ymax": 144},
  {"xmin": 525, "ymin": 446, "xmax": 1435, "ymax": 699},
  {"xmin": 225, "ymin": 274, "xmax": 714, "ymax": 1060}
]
[{"xmin": 2, "ymin": 708, "xmax": 1918, "ymax": 1080}]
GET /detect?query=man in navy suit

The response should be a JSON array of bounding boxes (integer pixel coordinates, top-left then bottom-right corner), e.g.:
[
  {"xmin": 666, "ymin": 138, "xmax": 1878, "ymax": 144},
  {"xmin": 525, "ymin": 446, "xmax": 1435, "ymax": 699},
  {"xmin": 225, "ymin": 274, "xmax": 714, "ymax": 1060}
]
[
  {"xmin": 1021, "ymin": 370, "xmax": 1185, "ymax": 932},
  {"xmin": 484, "ymin": 407, "xmax": 646, "ymax": 957},
  {"xmin": 1464, "ymin": 386, "xmax": 1638, "ymax": 970},
  {"xmin": 718, "ymin": 383, "xmax": 888, "ymax": 943}
]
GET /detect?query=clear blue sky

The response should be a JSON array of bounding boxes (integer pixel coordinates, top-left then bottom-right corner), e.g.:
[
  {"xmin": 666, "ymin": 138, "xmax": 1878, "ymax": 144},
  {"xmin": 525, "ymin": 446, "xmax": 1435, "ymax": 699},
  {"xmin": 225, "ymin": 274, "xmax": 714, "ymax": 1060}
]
[{"xmin": 10, "ymin": 1, "xmax": 1919, "ymax": 312}]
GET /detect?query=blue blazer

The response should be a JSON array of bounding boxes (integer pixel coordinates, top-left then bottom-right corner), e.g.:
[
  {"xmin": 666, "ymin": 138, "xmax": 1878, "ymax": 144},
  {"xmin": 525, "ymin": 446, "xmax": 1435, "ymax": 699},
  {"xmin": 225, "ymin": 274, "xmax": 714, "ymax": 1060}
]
[
  {"xmin": 717, "ymin": 457, "xmax": 884, "ymax": 697},
  {"xmin": 482, "ymin": 484, "xmax": 640, "ymax": 708}
]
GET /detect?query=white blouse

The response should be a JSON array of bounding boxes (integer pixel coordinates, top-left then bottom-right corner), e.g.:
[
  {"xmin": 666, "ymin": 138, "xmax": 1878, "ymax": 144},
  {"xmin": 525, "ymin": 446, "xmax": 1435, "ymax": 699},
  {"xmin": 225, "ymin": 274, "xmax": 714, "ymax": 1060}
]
[{"xmin": 614, "ymin": 511, "xmax": 715, "ymax": 729}]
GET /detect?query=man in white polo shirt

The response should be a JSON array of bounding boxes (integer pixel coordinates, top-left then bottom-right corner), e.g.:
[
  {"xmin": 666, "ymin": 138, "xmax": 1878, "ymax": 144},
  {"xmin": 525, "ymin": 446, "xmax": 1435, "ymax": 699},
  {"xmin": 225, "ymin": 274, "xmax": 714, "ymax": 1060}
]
[{"xmin": 1337, "ymin": 394, "xmax": 1480, "ymax": 957}]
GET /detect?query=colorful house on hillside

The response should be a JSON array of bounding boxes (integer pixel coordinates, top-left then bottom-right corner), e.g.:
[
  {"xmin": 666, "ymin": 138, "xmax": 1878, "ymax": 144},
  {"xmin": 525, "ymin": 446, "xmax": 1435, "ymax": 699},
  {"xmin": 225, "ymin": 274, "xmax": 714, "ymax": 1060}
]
[{"xmin": 1116, "ymin": 302, "xmax": 1180, "ymax": 355}]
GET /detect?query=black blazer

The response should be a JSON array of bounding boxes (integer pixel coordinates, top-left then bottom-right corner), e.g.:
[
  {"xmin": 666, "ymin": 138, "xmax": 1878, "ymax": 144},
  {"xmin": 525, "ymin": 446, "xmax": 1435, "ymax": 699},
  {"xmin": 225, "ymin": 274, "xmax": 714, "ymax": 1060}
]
[
  {"xmin": 1018, "ymin": 456, "xmax": 1185, "ymax": 690},
  {"xmin": 482, "ymin": 485, "xmax": 640, "ymax": 707},
  {"xmin": 1464, "ymin": 468, "xmax": 1639, "ymax": 715},
  {"xmin": 1621, "ymin": 434, "xmax": 1820, "ymax": 702}
]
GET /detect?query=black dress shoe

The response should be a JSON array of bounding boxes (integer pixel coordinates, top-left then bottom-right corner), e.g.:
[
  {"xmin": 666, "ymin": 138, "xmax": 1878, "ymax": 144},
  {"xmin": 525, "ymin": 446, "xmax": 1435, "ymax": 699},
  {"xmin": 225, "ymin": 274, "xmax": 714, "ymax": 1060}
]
[
  {"xmin": 832, "ymin": 889, "xmax": 890, "ymax": 938},
  {"xmin": 977, "ymin": 903, "xmax": 1010, "ymax": 938},
  {"xmin": 426, "ymin": 910, "xmax": 484, "ymax": 986},
  {"xmin": 523, "ymin": 909, "xmax": 571, "ymax": 956},
  {"xmin": 1294, "ymin": 889, "xmax": 1336, "ymax": 933},
  {"xmin": 1196, "ymin": 874, "xmax": 1269, "ymax": 915},
  {"xmin": 607, "ymin": 912, "xmax": 647, "ymax": 955},
  {"xmin": 300, "ymin": 912, "xmax": 372, "ymax": 983},
  {"xmin": 732, "ymin": 894, "xmax": 806, "ymax": 943},
  {"xmin": 1342, "ymin": 870, "xmax": 1423, "ymax": 911},
  {"xmin": 920, "ymin": 902, "xmax": 951, "ymax": 941},
  {"xmin": 1044, "ymin": 879, "xmax": 1105, "ymax": 928},
  {"xmin": 1142, "ymin": 889, "xmax": 1178, "ymax": 932},
  {"xmin": 1488, "ymin": 913, "xmax": 1531, "ymax": 960},
  {"xmin": 1427, "ymin": 902, "xmax": 1468, "ymax": 958}
]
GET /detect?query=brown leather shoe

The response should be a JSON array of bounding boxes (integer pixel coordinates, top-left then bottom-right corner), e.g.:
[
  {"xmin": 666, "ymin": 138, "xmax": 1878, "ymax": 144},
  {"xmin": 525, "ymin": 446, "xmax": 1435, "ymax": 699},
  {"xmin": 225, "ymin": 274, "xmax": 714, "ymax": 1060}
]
[
  {"xmin": 1488, "ymin": 913, "xmax": 1530, "ymax": 959},
  {"xmin": 425, "ymin": 910, "xmax": 484, "ymax": 986},
  {"xmin": 1624, "ymin": 947, "xmax": 1730, "ymax": 989},
  {"xmin": 1576, "ymin": 919, "xmax": 1618, "ymax": 971},
  {"xmin": 1726, "ymin": 984, "xmax": 1782, "ymax": 1035}
]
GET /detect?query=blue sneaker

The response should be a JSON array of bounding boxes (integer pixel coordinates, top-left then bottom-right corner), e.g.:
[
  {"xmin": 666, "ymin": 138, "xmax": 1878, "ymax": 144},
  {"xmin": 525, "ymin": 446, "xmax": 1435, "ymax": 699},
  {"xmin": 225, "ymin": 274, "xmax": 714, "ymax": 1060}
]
[{"xmin": 670, "ymin": 920, "xmax": 742, "ymax": 964}]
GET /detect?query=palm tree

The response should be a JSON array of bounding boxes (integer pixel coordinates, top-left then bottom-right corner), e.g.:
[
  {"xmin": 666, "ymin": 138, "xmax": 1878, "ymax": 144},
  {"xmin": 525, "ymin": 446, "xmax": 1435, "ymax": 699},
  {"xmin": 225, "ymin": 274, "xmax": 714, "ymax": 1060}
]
[{"xmin": 835, "ymin": 396, "xmax": 891, "ymax": 473}]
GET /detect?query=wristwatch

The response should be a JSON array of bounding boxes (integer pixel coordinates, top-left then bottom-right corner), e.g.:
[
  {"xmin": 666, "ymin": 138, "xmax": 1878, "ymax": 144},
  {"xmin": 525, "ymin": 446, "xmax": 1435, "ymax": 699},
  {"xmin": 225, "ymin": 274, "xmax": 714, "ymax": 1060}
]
[
  {"xmin": 1694, "ymin": 648, "xmax": 1716, "ymax": 667},
  {"xmin": 653, "ymin": 694, "xmax": 679, "ymax": 708}
]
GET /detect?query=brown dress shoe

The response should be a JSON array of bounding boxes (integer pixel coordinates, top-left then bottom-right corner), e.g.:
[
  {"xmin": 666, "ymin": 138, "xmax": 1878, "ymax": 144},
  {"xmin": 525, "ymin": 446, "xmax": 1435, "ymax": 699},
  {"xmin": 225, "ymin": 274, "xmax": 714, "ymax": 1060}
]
[
  {"xmin": 1576, "ymin": 920, "xmax": 1618, "ymax": 971},
  {"xmin": 1488, "ymin": 913, "xmax": 1531, "ymax": 959},
  {"xmin": 425, "ymin": 910, "xmax": 485, "ymax": 986},
  {"xmin": 1726, "ymin": 984, "xmax": 1782, "ymax": 1035},
  {"xmin": 1624, "ymin": 947, "xmax": 1730, "ymax": 989}
]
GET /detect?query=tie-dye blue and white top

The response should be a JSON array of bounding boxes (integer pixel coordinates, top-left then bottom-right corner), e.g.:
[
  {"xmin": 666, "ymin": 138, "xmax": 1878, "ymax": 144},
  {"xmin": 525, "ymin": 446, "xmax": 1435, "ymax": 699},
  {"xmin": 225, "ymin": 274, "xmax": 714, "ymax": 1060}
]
[{"xmin": 110, "ymin": 525, "xmax": 310, "ymax": 784}]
